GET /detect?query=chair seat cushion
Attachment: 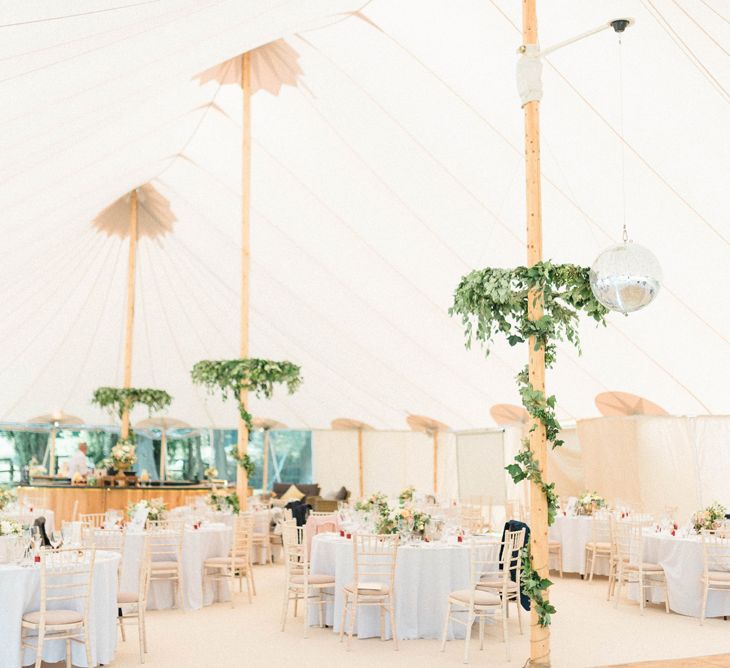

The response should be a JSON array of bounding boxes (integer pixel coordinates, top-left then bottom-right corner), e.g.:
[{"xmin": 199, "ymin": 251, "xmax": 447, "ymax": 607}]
[
  {"xmin": 118, "ymin": 591, "xmax": 139, "ymax": 604},
  {"xmin": 449, "ymin": 589, "xmax": 501, "ymax": 606},
  {"xmin": 548, "ymin": 541, "xmax": 562, "ymax": 549},
  {"xmin": 625, "ymin": 561, "xmax": 664, "ymax": 572},
  {"xmin": 587, "ymin": 542, "xmax": 611, "ymax": 550},
  {"xmin": 204, "ymin": 556, "xmax": 238, "ymax": 566},
  {"xmin": 150, "ymin": 560, "xmax": 179, "ymax": 570},
  {"xmin": 706, "ymin": 570, "xmax": 730, "ymax": 582},
  {"xmin": 23, "ymin": 609, "xmax": 83, "ymax": 626},
  {"xmin": 291, "ymin": 574, "xmax": 335, "ymax": 585},
  {"xmin": 344, "ymin": 582, "xmax": 389, "ymax": 595},
  {"xmin": 478, "ymin": 578, "xmax": 518, "ymax": 590}
]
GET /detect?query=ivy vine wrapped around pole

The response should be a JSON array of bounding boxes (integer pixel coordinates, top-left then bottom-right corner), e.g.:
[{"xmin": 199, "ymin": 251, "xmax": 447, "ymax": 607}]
[
  {"xmin": 450, "ymin": 261, "xmax": 608, "ymax": 626},
  {"xmin": 190, "ymin": 359, "xmax": 302, "ymax": 431}
]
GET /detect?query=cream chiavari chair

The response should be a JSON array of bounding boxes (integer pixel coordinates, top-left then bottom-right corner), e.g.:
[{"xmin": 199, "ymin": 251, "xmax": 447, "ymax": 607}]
[
  {"xmin": 252, "ymin": 514, "xmax": 273, "ymax": 565},
  {"xmin": 79, "ymin": 513, "xmax": 107, "ymax": 529},
  {"xmin": 280, "ymin": 520, "xmax": 335, "ymax": 636},
  {"xmin": 441, "ymin": 531, "xmax": 523, "ymax": 663},
  {"xmin": 340, "ymin": 533, "xmax": 400, "ymax": 651},
  {"xmin": 613, "ymin": 520, "xmax": 669, "ymax": 614},
  {"xmin": 460, "ymin": 505, "xmax": 483, "ymax": 534},
  {"xmin": 118, "ymin": 534, "xmax": 152, "ymax": 662},
  {"xmin": 700, "ymin": 530, "xmax": 730, "ymax": 625},
  {"xmin": 548, "ymin": 540, "xmax": 563, "ymax": 578},
  {"xmin": 203, "ymin": 514, "xmax": 255, "ymax": 605},
  {"xmin": 585, "ymin": 515, "xmax": 612, "ymax": 582},
  {"xmin": 21, "ymin": 547, "xmax": 96, "ymax": 668},
  {"xmin": 475, "ymin": 528, "xmax": 527, "ymax": 635},
  {"xmin": 147, "ymin": 521, "xmax": 185, "ymax": 609}
]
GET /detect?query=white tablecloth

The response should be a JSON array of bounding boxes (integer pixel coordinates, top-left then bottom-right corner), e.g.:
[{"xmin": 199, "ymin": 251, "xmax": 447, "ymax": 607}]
[
  {"xmin": 635, "ymin": 532, "xmax": 730, "ymax": 617},
  {"xmin": 309, "ymin": 534, "xmax": 500, "ymax": 640},
  {"xmin": 120, "ymin": 524, "xmax": 232, "ymax": 610},
  {"xmin": 548, "ymin": 515, "xmax": 610, "ymax": 576},
  {"xmin": 0, "ymin": 550, "xmax": 119, "ymax": 668}
]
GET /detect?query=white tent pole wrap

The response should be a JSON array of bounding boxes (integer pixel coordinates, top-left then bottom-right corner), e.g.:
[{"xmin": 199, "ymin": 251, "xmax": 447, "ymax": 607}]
[
  {"xmin": 121, "ymin": 189, "xmax": 138, "ymax": 440},
  {"xmin": 237, "ymin": 51, "xmax": 252, "ymax": 507},
  {"xmin": 522, "ymin": 0, "xmax": 549, "ymax": 663}
]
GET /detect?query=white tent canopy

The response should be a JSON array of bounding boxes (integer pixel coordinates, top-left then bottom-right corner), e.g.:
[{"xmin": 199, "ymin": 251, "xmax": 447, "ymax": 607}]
[{"xmin": 1, "ymin": 1, "xmax": 728, "ymax": 429}]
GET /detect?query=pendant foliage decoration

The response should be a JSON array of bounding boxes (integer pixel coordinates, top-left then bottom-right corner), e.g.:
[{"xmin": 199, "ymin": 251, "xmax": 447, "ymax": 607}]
[
  {"xmin": 450, "ymin": 261, "xmax": 608, "ymax": 626},
  {"xmin": 92, "ymin": 387, "xmax": 173, "ymax": 419},
  {"xmin": 190, "ymin": 359, "xmax": 302, "ymax": 431}
]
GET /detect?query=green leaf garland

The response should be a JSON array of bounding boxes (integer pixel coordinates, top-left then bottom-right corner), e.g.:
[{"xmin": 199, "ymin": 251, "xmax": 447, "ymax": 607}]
[
  {"xmin": 91, "ymin": 387, "xmax": 173, "ymax": 419},
  {"xmin": 190, "ymin": 359, "xmax": 302, "ymax": 431},
  {"xmin": 451, "ymin": 260, "xmax": 608, "ymax": 626}
]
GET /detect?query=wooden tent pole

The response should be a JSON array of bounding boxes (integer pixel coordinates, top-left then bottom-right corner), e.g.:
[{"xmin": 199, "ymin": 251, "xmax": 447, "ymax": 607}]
[
  {"xmin": 357, "ymin": 429, "xmax": 364, "ymax": 499},
  {"xmin": 262, "ymin": 428, "xmax": 269, "ymax": 492},
  {"xmin": 433, "ymin": 430, "xmax": 439, "ymax": 495},
  {"xmin": 237, "ymin": 51, "xmax": 252, "ymax": 507},
  {"xmin": 522, "ymin": 0, "xmax": 549, "ymax": 665},
  {"xmin": 49, "ymin": 428, "xmax": 57, "ymax": 476},
  {"xmin": 121, "ymin": 189, "xmax": 138, "ymax": 440},
  {"xmin": 160, "ymin": 429, "xmax": 167, "ymax": 481}
]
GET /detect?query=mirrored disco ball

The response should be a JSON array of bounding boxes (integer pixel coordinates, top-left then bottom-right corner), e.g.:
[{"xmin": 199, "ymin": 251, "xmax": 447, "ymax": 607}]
[{"xmin": 589, "ymin": 243, "xmax": 662, "ymax": 314}]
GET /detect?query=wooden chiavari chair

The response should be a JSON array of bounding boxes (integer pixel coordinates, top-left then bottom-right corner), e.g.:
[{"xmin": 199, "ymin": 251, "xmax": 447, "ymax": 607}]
[
  {"xmin": 700, "ymin": 530, "xmax": 730, "ymax": 624},
  {"xmin": 441, "ymin": 530, "xmax": 524, "ymax": 663},
  {"xmin": 21, "ymin": 547, "xmax": 96, "ymax": 668},
  {"xmin": 280, "ymin": 520, "xmax": 335, "ymax": 636},
  {"xmin": 340, "ymin": 533, "xmax": 400, "ymax": 651},
  {"xmin": 585, "ymin": 514, "xmax": 611, "ymax": 582},
  {"xmin": 613, "ymin": 519, "xmax": 669, "ymax": 614},
  {"xmin": 118, "ymin": 535, "xmax": 152, "ymax": 662},
  {"xmin": 203, "ymin": 514, "xmax": 255, "ymax": 605},
  {"xmin": 147, "ymin": 520, "xmax": 185, "ymax": 609}
]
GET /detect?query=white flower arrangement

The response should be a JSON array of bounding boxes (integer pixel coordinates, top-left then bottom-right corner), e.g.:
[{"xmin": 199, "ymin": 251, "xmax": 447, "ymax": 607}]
[
  {"xmin": 398, "ymin": 486, "xmax": 415, "ymax": 505},
  {"xmin": 127, "ymin": 498, "xmax": 167, "ymax": 522},
  {"xmin": 0, "ymin": 517, "xmax": 22, "ymax": 536},
  {"xmin": 576, "ymin": 491, "xmax": 606, "ymax": 516},
  {"xmin": 111, "ymin": 440, "xmax": 137, "ymax": 469},
  {"xmin": 692, "ymin": 501, "xmax": 726, "ymax": 533},
  {"xmin": 0, "ymin": 487, "xmax": 17, "ymax": 511},
  {"xmin": 28, "ymin": 457, "xmax": 47, "ymax": 477},
  {"xmin": 204, "ymin": 466, "xmax": 218, "ymax": 480}
]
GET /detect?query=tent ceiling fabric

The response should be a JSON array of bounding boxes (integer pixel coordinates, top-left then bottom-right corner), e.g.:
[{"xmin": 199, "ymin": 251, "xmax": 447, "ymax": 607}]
[{"xmin": 0, "ymin": 1, "xmax": 728, "ymax": 429}]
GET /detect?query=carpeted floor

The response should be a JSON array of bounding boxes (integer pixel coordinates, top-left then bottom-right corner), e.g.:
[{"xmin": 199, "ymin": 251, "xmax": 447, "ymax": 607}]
[{"xmin": 64, "ymin": 566, "xmax": 730, "ymax": 667}]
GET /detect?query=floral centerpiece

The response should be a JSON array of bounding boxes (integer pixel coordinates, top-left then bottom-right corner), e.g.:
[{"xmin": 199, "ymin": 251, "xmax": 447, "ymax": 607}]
[
  {"xmin": 111, "ymin": 440, "xmax": 137, "ymax": 472},
  {"xmin": 398, "ymin": 486, "xmax": 415, "ymax": 505},
  {"xmin": 0, "ymin": 517, "xmax": 22, "ymax": 536},
  {"xmin": 576, "ymin": 491, "xmax": 606, "ymax": 516},
  {"xmin": 0, "ymin": 487, "xmax": 16, "ymax": 511},
  {"xmin": 204, "ymin": 466, "xmax": 218, "ymax": 481},
  {"xmin": 127, "ymin": 498, "xmax": 167, "ymax": 523},
  {"xmin": 692, "ymin": 501, "xmax": 726, "ymax": 533},
  {"xmin": 208, "ymin": 491, "xmax": 240, "ymax": 515},
  {"xmin": 354, "ymin": 492, "xmax": 389, "ymax": 514}
]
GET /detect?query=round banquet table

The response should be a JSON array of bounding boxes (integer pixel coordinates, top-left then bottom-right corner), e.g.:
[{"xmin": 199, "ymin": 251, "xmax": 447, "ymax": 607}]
[
  {"xmin": 548, "ymin": 515, "xmax": 610, "ymax": 576},
  {"xmin": 119, "ymin": 523, "xmax": 232, "ymax": 610},
  {"xmin": 0, "ymin": 550, "xmax": 119, "ymax": 668},
  {"xmin": 631, "ymin": 531, "xmax": 730, "ymax": 617},
  {"xmin": 309, "ymin": 533, "xmax": 501, "ymax": 640}
]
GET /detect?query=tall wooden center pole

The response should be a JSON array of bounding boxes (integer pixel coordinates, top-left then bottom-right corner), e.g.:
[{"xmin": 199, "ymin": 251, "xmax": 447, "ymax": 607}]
[
  {"xmin": 262, "ymin": 428, "xmax": 270, "ymax": 492},
  {"xmin": 522, "ymin": 1, "xmax": 549, "ymax": 665},
  {"xmin": 237, "ymin": 51, "xmax": 252, "ymax": 507},
  {"xmin": 433, "ymin": 430, "xmax": 439, "ymax": 495},
  {"xmin": 121, "ymin": 189, "xmax": 138, "ymax": 440},
  {"xmin": 357, "ymin": 429, "xmax": 364, "ymax": 499}
]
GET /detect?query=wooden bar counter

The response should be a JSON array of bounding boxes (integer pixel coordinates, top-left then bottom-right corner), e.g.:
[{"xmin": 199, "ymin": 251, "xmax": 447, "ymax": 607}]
[{"xmin": 17, "ymin": 484, "xmax": 211, "ymax": 524}]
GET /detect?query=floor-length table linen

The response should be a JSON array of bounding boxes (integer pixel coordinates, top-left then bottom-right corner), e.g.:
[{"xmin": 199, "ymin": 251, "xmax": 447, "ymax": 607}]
[
  {"xmin": 632, "ymin": 532, "xmax": 730, "ymax": 617},
  {"xmin": 0, "ymin": 550, "xmax": 119, "ymax": 667},
  {"xmin": 119, "ymin": 523, "xmax": 232, "ymax": 610},
  {"xmin": 309, "ymin": 533, "xmax": 500, "ymax": 640},
  {"xmin": 548, "ymin": 515, "xmax": 610, "ymax": 576}
]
